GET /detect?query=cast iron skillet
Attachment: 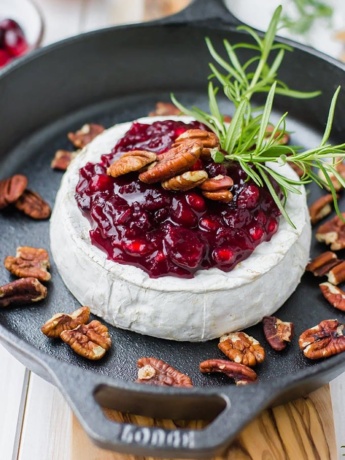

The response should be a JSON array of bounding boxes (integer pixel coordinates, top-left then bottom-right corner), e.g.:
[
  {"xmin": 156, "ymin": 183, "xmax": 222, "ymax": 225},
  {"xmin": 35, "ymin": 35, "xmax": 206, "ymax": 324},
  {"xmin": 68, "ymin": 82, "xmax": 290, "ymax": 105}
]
[{"xmin": 1, "ymin": 0, "xmax": 345, "ymax": 457}]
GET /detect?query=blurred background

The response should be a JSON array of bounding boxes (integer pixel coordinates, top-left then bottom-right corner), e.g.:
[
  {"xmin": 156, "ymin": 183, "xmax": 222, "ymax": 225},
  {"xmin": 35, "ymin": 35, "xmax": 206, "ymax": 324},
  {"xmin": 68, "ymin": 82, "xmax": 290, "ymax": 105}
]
[{"xmin": 1, "ymin": 0, "xmax": 345, "ymax": 67}]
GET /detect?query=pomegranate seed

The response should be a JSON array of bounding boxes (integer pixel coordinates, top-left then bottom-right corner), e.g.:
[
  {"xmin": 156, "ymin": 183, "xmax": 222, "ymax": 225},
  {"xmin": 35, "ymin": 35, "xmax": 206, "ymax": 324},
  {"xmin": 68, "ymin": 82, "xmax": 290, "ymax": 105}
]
[
  {"xmin": 248, "ymin": 225, "xmax": 264, "ymax": 241},
  {"xmin": 267, "ymin": 217, "xmax": 278, "ymax": 234},
  {"xmin": 123, "ymin": 240, "xmax": 151, "ymax": 256},
  {"xmin": 213, "ymin": 247, "xmax": 234, "ymax": 264}
]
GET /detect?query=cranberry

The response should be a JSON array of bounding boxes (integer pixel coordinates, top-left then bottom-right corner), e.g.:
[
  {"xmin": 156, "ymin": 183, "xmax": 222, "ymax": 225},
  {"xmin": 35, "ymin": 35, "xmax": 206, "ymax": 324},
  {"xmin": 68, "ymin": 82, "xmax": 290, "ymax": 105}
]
[
  {"xmin": 170, "ymin": 197, "xmax": 198, "ymax": 227},
  {"xmin": 185, "ymin": 192, "xmax": 206, "ymax": 213},
  {"xmin": 165, "ymin": 227, "xmax": 205, "ymax": 270},
  {"xmin": 199, "ymin": 216, "xmax": 221, "ymax": 232},
  {"xmin": 237, "ymin": 184, "xmax": 260, "ymax": 209},
  {"xmin": 0, "ymin": 19, "xmax": 28, "ymax": 58},
  {"xmin": 75, "ymin": 120, "xmax": 281, "ymax": 278}
]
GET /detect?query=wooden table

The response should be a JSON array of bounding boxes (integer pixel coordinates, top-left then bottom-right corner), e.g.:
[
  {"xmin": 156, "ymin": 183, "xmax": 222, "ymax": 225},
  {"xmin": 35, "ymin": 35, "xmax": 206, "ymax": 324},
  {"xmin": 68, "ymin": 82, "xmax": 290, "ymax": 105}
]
[{"xmin": 1, "ymin": 1, "xmax": 345, "ymax": 459}]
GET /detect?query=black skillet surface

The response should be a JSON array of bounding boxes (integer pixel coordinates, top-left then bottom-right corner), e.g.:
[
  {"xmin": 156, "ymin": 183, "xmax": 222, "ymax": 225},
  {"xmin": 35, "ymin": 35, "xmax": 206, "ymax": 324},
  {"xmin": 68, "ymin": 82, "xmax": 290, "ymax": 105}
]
[{"xmin": 1, "ymin": 0, "xmax": 345, "ymax": 457}]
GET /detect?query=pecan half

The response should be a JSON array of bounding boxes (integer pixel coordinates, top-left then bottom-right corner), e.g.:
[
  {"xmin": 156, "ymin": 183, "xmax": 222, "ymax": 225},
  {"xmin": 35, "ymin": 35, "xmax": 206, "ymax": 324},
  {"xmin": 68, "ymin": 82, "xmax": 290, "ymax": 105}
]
[
  {"xmin": 299, "ymin": 319, "xmax": 345, "ymax": 359},
  {"xmin": 320, "ymin": 282, "xmax": 345, "ymax": 311},
  {"xmin": 161, "ymin": 170, "xmax": 208, "ymax": 191},
  {"xmin": 265, "ymin": 125, "xmax": 290, "ymax": 145},
  {"xmin": 41, "ymin": 306, "xmax": 90, "ymax": 338},
  {"xmin": 14, "ymin": 190, "xmax": 51, "ymax": 220},
  {"xmin": 316, "ymin": 213, "xmax": 345, "ymax": 250},
  {"xmin": 4, "ymin": 246, "xmax": 51, "ymax": 282},
  {"xmin": 0, "ymin": 174, "xmax": 27, "ymax": 210},
  {"xmin": 51, "ymin": 150, "xmax": 77, "ymax": 171},
  {"xmin": 289, "ymin": 162, "xmax": 304, "ymax": 178},
  {"xmin": 218, "ymin": 332, "xmax": 265, "ymax": 366},
  {"xmin": 318, "ymin": 158, "xmax": 345, "ymax": 191},
  {"xmin": 200, "ymin": 174, "xmax": 234, "ymax": 191},
  {"xmin": 68, "ymin": 123, "xmax": 105, "ymax": 149},
  {"xmin": 200, "ymin": 359, "xmax": 257, "ymax": 385},
  {"xmin": 0, "ymin": 277, "xmax": 47, "ymax": 307},
  {"xmin": 174, "ymin": 129, "xmax": 220, "ymax": 158},
  {"xmin": 306, "ymin": 251, "xmax": 342, "ymax": 277},
  {"xmin": 327, "ymin": 260, "xmax": 345, "ymax": 285},
  {"xmin": 202, "ymin": 189, "xmax": 233, "ymax": 203},
  {"xmin": 139, "ymin": 140, "xmax": 202, "ymax": 184},
  {"xmin": 200, "ymin": 174, "xmax": 234, "ymax": 203},
  {"xmin": 262, "ymin": 316, "xmax": 294, "ymax": 351},
  {"xmin": 148, "ymin": 102, "xmax": 181, "ymax": 117},
  {"xmin": 136, "ymin": 357, "xmax": 193, "ymax": 387},
  {"xmin": 308, "ymin": 194, "xmax": 333, "ymax": 225},
  {"xmin": 60, "ymin": 320, "xmax": 111, "ymax": 360},
  {"xmin": 107, "ymin": 150, "xmax": 157, "ymax": 178}
]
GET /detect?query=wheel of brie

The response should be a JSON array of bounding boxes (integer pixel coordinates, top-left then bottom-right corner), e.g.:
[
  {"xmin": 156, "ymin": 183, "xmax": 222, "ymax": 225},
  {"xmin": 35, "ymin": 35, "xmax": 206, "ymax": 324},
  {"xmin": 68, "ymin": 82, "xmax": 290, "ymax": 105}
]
[{"xmin": 50, "ymin": 116, "xmax": 311, "ymax": 342}]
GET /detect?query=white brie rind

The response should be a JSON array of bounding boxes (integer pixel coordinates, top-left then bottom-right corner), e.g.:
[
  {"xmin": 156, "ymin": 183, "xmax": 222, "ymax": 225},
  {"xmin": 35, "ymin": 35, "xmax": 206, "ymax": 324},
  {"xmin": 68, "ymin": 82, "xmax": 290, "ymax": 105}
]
[{"xmin": 50, "ymin": 116, "xmax": 311, "ymax": 342}]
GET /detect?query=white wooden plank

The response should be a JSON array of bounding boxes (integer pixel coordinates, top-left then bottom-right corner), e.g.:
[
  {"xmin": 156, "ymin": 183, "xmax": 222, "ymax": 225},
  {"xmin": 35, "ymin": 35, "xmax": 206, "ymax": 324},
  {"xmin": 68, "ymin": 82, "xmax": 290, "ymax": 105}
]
[
  {"xmin": 18, "ymin": 373, "xmax": 71, "ymax": 460},
  {"xmin": 0, "ymin": 344, "xmax": 28, "ymax": 460},
  {"xmin": 34, "ymin": 0, "xmax": 85, "ymax": 45},
  {"xmin": 330, "ymin": 372, "xmax": 345, "ymax": 460}
]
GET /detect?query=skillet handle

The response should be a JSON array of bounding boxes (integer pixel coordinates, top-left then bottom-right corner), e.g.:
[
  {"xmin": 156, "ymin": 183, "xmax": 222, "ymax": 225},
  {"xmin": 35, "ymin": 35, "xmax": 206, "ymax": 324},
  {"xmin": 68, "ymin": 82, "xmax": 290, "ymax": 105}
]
[
  {"xmin": 151, "ymin": 0, "xmax": 242, "ymax": 28},
  {"xmin": 50, "ymin": 363, "xmax": 275, "ymax": 458}
]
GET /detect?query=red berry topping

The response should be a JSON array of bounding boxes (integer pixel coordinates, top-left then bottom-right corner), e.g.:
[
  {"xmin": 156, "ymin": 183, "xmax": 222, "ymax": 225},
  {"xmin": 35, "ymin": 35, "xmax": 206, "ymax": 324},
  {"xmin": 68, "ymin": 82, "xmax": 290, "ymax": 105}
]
[{"xmin": 75, "ymin": 120, "xmax": 281, "ymax": 278}]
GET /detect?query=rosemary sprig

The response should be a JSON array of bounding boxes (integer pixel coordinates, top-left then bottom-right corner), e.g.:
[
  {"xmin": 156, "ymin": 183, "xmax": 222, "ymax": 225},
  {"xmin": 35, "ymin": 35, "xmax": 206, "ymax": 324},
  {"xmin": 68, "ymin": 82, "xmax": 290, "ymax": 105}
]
[{"xmin": 171, "ymin": 6, "xmax": 345, "ymax": 227}]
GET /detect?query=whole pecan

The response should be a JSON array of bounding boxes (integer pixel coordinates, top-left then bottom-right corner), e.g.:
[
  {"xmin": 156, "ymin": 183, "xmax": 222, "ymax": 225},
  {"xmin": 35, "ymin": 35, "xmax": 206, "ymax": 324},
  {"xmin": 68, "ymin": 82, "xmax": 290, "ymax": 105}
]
[
  {"xmin": 41, "ymin": 306, "xmax": 90, "ymax": 338},
  {"xmin": 218, "ymin": 332, "xmax": 265, "ymax": 366},
  {"xmin": 51, "ymin": 150, "xmax": 77, "ymax": 171},
  {"xmin": 306, "ymin": 251, "xmax": 342, "ymax": 277},
  {"xmin": 60, "ymin": 320, "xmax": 111, "ymax": 360},
  {"xmin": 316, "ymin": 213, "xmax": 345, "ymax": 250},
  {"xmin": 262, "ymin": 316, "xmax": 294, "ymax": 351},
  {"xmin": 4, "ymin": 246, "xmax": 51, "ymax": 282},
  {"xmin": 148, "ymin": 102, "xmax": 181, "ymax": 117},
  {"xmin": 161, "ymin": 170, "xmax": 208, "ymax": 191},
  {"xmin": 0, "ymin": 277, "xmax": 47, "ymax": 307},
  {"xmin": 299, "ymin": 319, "xmax": 345, "ymax": 359},
  {"xmin": 136, "ymin": 357, "xmax": 193, "ymax": 387},
  {"xmin": 319, "ymin": 282, "xmax": 345, "ymax": 311},
  {"xmin": 14, "ymin": 190, "xmax": 51, "ymax": 220},
  {"xmin": 68, "ymin": 123, "xmax": 105, "ymax": 149},
  {"xmin": 173, "ymin": 129, "xmax": 220, "ymax": 158},
  {"xmin": 200, "ymin": 359, "xmax": 257, "ymax": 385},
  {"xmin": 0, "ymin": 174, "xmax": 27, "ymax": 210},
  {"xmin": 139, "ymin": 140, "xmax": 202, "ymax": 184},
  {"xmin": 107, "ymin": 150, "xmax": 157, "ymax": 178},
  {"xmin": 308, "ymin": 194, "xmax": 333, "ymax": 225}
]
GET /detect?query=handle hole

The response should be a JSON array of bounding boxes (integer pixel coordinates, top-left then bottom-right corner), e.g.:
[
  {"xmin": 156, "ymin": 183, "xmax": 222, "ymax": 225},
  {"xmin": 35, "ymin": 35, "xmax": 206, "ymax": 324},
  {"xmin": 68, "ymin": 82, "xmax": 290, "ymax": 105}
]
[{"xmin": 94, "ymin": 384, "xmax": 227, "ymax": 426}]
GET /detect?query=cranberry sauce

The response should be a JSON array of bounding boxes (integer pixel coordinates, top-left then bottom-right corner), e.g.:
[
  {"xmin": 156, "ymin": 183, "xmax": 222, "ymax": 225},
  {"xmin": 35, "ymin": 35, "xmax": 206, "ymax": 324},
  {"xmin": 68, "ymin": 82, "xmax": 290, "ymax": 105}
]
[{"xmin": 75, "ymin": 120, "xmax": 281, "ymax": 278}]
